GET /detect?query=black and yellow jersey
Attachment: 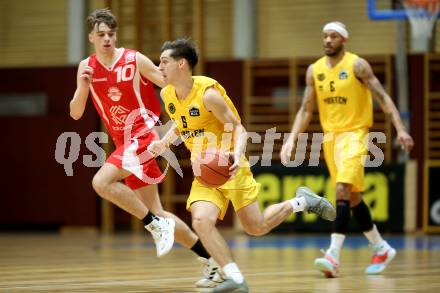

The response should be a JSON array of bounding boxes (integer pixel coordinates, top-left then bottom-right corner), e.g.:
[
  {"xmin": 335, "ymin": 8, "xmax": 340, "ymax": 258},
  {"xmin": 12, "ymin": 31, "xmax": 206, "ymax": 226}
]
[
  {"xmin": 162, "ymin": 76, "xmax": 240, "ymax": 157},
  {"xmin": 313, "ymin": 52, "xmax": 373, "ymax": 132}
]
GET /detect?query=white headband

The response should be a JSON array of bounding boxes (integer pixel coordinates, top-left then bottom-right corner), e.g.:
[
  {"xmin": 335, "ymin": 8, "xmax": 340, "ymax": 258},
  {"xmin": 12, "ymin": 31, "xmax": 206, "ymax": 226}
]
[{"xmin": 323, "ymin": 22, "xmax": 349, "ymax": 39}]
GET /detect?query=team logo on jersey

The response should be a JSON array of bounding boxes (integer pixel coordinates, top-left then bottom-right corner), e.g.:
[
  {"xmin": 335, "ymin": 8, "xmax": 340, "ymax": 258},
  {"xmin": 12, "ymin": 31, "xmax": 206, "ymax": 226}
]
[
  {"xmin": 109, "ymin": 105, "xmax": 129, "ymax": 125},
  {"xmin": 339, "ymin": 70, "xmax": 348, "ymax": 80},
  {"xmin": 168, "ymin": 103, "xmax": 176, "ymax": 114},
  {"xmin": 189, "ymin": 106, "xmax": 200, "ymax": 117},
  {"xmin": 107, "ymin": 87, "xmax": 122, "ymax": 102},
  {"xmin": 125, "ymin": 52, "xmax": 136, "ymax": 63},
  {"xmin": 318, "ymin": 73, "xmax": 326, "ymax": 81}
]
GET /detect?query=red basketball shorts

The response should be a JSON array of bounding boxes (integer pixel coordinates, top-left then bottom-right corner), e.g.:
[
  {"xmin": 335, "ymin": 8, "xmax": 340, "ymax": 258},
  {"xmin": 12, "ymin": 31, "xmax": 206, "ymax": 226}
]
[{"xmin": 106, "ymin": 130, "xmax": 164, "ymax": 190}]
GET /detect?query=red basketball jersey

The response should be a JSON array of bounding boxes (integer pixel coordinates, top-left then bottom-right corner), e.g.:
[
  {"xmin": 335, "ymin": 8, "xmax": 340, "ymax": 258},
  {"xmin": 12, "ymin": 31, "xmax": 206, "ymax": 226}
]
[{"xmin": 87, "ymin": 48, "xmax": 161, "ymax": 146}]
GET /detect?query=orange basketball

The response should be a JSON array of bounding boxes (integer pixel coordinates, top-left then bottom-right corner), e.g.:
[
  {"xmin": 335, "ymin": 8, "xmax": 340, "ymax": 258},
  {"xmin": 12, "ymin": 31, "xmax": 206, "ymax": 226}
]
[{"xmin": 192, "ymin": 149, "xmax": 232, "ymax": 188}]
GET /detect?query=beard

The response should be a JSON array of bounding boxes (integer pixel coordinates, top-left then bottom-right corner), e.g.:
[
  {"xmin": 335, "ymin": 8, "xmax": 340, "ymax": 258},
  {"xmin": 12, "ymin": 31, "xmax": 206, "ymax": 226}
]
[{"xmin": 325, "ymin": 45, "xmax": 343, "ymax": 57}]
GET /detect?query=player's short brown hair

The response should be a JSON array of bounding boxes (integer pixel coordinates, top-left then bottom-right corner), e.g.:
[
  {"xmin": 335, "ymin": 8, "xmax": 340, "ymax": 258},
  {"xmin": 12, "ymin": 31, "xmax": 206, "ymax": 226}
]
[
  {"xmin": 161, "ymin": 38, "xmax": 199, "ymax": 70},
  {"xmin": 87, "ymin": 8, "xmax": 118, "ymax": 33}
]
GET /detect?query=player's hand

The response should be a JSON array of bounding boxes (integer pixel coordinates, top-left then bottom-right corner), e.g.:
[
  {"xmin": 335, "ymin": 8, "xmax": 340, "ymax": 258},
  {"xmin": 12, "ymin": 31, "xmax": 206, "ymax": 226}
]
[
  {"xmin": 280, "ymin": 136, "xmax": 296, "ymax": 165},
  {"xmin": 397, "ymin": 130, "xmax": 414, "ymax": 153},
  {"xmin": 79, "ymin": 66, "xmax": 93, "ymax": 87},
  {"xmin": 147, "ymin": 140, "xmax": 167, "ymax": 157},
  {"xmin": 225, "ymin": 151, "xmax": 240, "ymax": 177}
]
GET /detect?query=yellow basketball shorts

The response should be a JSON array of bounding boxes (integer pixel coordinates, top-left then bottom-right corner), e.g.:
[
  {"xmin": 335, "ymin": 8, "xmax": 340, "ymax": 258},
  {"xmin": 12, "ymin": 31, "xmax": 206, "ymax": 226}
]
[
  {"xmin": 322, "ymin": 128, "xmax": 369, "ymax": 192},
  {"xmin": 186, "ymin": 158, "xmax": 260, "ymax": 220}
]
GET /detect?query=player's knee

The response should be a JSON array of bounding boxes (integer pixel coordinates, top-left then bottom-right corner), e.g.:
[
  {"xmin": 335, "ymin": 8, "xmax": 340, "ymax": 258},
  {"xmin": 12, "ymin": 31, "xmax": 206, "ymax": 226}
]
[
  {"xmin": 335, "ymin": 184, "xmax": 351, "ymax": 200},
  {"xmin": 92, "ymin": 174, "xmax": 108, "ymax": 196},
  {"xmin": 192, "ymin": 216, "xmax": 215, "ymax": 234},
  {"xmin": 242, "ymin": 222, "xmax": 266, "ymax": 236},
  {"xmin": 349, "ymin": 192, "xmax": 362, "ymax": 206},
  {"xmin": 244, "ymin": 227, "xmax": 264, "ymax": 236}
]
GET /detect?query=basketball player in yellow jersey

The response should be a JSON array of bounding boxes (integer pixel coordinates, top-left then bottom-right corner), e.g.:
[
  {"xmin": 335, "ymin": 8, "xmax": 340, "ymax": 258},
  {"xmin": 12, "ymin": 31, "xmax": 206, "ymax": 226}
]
[
  {"xmin": 281, "ymin": 22, "xmax": 414, "ymax": 278},
  {"xmin": 147, "ymin": 38, "xmax": 336, "ymax": 292}
]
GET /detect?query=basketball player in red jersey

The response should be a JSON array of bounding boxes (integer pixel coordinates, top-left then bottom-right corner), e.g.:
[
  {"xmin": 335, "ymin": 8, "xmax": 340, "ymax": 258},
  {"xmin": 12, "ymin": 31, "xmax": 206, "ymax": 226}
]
[{"xmin": 69, "ymin": 8, "xmax": 223, "ymax": 288}]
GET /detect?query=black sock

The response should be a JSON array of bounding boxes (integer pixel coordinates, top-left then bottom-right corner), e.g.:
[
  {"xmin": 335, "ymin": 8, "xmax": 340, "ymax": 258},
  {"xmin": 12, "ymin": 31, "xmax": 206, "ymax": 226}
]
[
  {"xmin": 351, "ymin": 200, "xmax": 374, "ymax": 232},
  {"xmin": 334, "ymin": 200, "xmax": 351, "ymax": 234},
  {"xmin": 190, "ymin": 239, "xmax": 210, "ymax": 259},
  {"xmin": 142, "ymin": 212, "xmax": 157, "ymax": 226}
]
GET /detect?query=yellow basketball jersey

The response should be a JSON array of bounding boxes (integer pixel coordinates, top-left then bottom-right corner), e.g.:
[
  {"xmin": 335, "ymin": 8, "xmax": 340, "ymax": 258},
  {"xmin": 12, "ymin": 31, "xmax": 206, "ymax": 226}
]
[
  {"xmin": 162, "ymin": 76, "xmax": 241, "ymax": 158},
  {"xmin": 313, "ymin": 52, "xmax": 372, "ymax": 132}
]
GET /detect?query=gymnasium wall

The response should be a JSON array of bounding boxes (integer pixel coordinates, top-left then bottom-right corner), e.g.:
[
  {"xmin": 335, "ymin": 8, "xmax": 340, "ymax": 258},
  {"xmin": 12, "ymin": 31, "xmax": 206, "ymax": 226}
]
[
  {"xmin": 1, "ymin": 0, "xmax": 439, "ymax": 68},
  {"xmin": 0, "ymin": 0, "xmax": 67, "ymax": 67},
  {"xmin": 0, "ymin": 67, "xmax": 100, "ymax": 229},
  {"xmin": 258, "ymin": 0, "xmax": 398, "ymax": 57}
]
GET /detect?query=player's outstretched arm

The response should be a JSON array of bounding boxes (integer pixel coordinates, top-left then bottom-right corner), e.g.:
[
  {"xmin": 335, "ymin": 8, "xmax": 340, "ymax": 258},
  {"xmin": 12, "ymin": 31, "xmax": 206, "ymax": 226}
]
[
  {"xmin": 137, "ymin": 52, "xmax": 166, "ymax": 88},
  {"xmin": 354, "ymin": 58, "xmax": 414, "ymax": 152},
  {"xmin": 280, "ymin": 64, "xmax": 316, "ymax": 164},
  {"xmin": 203, "ymin": 87, "xmax": 246, "ymax": 174},
  {"xmin": 70, "ymin": 60, "xmax": 91, "ymax": 120}
]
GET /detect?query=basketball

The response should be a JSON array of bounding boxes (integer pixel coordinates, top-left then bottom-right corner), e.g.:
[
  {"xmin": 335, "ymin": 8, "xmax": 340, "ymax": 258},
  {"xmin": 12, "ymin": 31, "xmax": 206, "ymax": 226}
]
[{"xmin": 192, "ymin": 149, "xmax": 232, "ymax": 188}]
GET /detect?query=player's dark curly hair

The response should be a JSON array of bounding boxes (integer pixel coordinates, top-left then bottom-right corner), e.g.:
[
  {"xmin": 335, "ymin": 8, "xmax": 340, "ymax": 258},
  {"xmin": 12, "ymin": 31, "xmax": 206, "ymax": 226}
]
[
  {"xmin": 87, "ymin": 8, "xmax": 118, "ymax": 33},
  {"xmin": 161, "ymin": 38, "xmax": 199, "ymax": 70}
]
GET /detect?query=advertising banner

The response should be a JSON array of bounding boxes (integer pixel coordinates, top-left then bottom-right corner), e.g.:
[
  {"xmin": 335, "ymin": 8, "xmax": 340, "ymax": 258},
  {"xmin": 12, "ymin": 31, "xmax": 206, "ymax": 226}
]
[
  {"xmin": 253, "ymin": 164, "xmax": 405, "ymax": 233},
  {"xmin": 425, "ymin": 161, "xmax": 440, "ymax": 233}
]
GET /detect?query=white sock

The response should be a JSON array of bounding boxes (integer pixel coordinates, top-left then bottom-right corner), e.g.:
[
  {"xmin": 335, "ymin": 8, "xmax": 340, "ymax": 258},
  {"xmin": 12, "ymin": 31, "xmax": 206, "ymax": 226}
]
[
  {"xmin": 222, "ymin": 262, "xmax": 244, "ymax": 284},
  {"xmin": 329, "ymin": 233, "xmax": 346, "ymax": 250},
  {"xmin": 327, "ymin": 233, "xmax": 345, "ymax": 262},
  {"xmin": 289, "ymin": 197, "xmax": 306, "ymax": 213},
  {"xmin": 364, "ymin": 225, "xmax": 384, "ymax": 246}
]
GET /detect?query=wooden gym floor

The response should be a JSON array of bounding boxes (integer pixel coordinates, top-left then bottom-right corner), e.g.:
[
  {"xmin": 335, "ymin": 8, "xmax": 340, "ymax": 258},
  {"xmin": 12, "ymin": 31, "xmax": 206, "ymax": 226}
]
[{"xmin": 0, "ymin": 232, "xmax": 439, "ymax": 292}]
